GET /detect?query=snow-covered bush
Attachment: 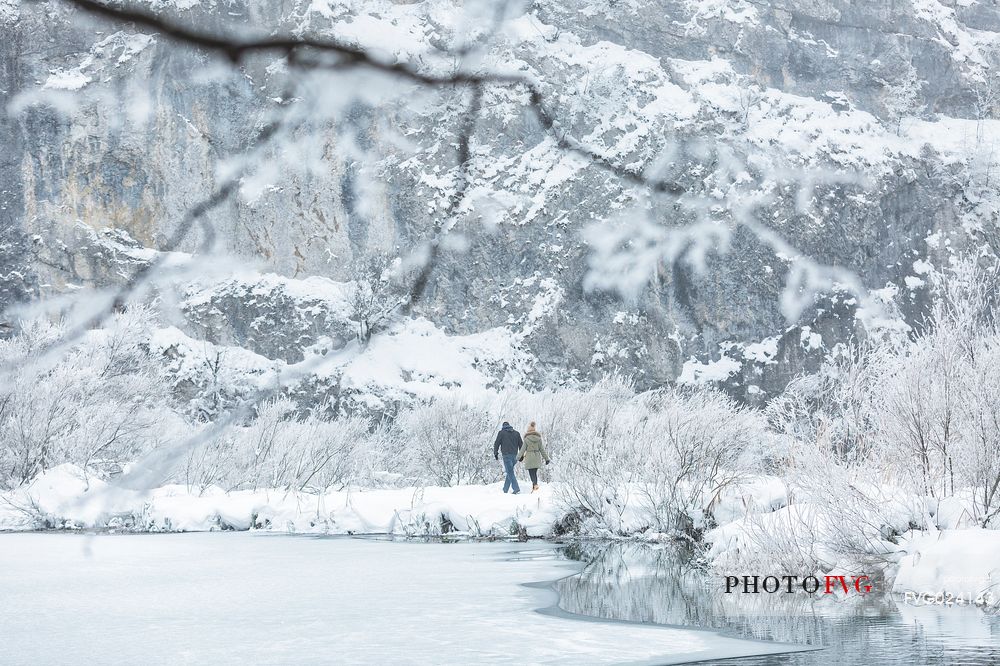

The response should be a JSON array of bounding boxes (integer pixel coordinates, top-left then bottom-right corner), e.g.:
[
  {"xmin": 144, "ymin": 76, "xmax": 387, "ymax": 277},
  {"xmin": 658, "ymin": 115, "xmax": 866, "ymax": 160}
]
[
  {"xmin": 557, "ymin": 422, "xmax": 639, "ymax": 533},
  {"xmin": 395, "ymin": 396, "xmax": 497, "ymax": 486},
  {"xmin": 957, "ymin": 335, "xmax": 1000, "ymax": 527},
  {"xmin": 0, "ymin": 307, "xmax": 173, "ymax": 488},
  {"xmin": 870, "ymin": 259, "xmax": 1000, "ymax": 514},
  {"xmin": 349, "ymin": 254, "xmax": 409, "ymax": 345},
  {"xmin": 183, "ymin": 399, "xmax": 371, "ymax": 493},
  {"xmin": 765, "ymin": 341, "xmax": 886, "ymax": 466},
  {"xmin": 554, "ymin": 380, "xmax": 765, "ymax": 535},
  {"xmin": 635, "ymin": 389, "xmax": 764, "ymax": 535},
  {"xmin": 707, "ymin": 503, "xmax": 825, "ymax": 576},
  {"xmin": 744, "ymin": 256, "xmax": 1000, "ymax": 571}
]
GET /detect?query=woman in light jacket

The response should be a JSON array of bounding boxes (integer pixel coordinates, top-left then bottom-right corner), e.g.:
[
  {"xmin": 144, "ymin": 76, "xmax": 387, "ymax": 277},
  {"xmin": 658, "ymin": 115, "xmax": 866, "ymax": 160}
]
[{"xmin": 518, "ymin": 421, "xmax": 550, "ymax": 493}]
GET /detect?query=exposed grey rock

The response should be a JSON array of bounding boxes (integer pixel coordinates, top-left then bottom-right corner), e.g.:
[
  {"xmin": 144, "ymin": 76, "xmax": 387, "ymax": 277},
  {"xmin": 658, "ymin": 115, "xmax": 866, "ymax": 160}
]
[{"xmin": 2, "ymin": 0, "xmax": 997, "ymax": 402}]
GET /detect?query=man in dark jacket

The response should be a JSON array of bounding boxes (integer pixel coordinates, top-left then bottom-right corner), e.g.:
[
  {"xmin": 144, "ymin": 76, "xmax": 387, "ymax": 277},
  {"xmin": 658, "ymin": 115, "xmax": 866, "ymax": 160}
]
[{"xmin": 493, "ymin": 422, "xmax": 522, "ymax": 494}]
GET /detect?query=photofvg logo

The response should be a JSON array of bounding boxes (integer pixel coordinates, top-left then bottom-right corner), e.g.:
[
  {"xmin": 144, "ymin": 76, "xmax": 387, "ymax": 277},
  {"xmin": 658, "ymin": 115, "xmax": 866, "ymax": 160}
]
[{"xmin": 724, "ymin": 575, "xmax": 875, "ymax": 595}]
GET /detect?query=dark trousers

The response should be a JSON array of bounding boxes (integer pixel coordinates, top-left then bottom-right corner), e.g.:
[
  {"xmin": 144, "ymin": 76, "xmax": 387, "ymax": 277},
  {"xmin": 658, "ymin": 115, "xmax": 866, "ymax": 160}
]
[{"xmin": 528, "ymin": 468, "xmax": 539, "ymax": 485}]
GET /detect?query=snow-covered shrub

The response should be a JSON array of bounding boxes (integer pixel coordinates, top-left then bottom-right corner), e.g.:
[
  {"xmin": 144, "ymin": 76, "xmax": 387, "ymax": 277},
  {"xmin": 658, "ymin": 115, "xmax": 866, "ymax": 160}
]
[
  {"xmin": 554, "ymin": 380, "xmax": 763, "ymax": 536},
  {"xmin": 349, "ymin": 254, "xmax": 409, "ymax": 345},
  {"xmin": 957, "ymin": 335, "xmax": 1000, "ymax": 527},
  {"xmin": 790, "ymin": 442, "xmax": 921, "ymax": 570},
  {"xmin": 707, "ymin": 503, "xmax": 825, "ymax": 576},
  {"xmin": 752, "ymin": 256, "xmax": 1000, "ymax": 572},
  {"xmin": 395, "ymin": 396, "xmax": 496, "ymax": 486},
  {"xmin": 869, "ymin": 259, "xmax": 1000, "ymax": 508},
  {"xmin": 635, "ymin": 389, "xmax": 765, "ymax": 535},
  {"xmin": 183, "ymin": 399, "xmax": 371, "ymax": 492},
  {"xmin": 0, "ymin": 307, "xmax": 173, "ymax": 488},
  {"xmin": 557, "ymin": 422, "xmax": 639, "ymax": 533},
  {"xmin": 707, "ymin": 424, "xmax": 911, "ymax": 575},
  {"xmin": 763, "ymin": 335, "xmax": 954, "ymax": 560},
  {"xmin": 875, "ymin": 331, "xmax": 963, "ymax": 499},
  {"xmin": 765, "ymin": 340, "xmax": 886, "ymax": 467},
  {"xmin": 543, "ymin": 376, "xmax": 636, "ymax": 532}
]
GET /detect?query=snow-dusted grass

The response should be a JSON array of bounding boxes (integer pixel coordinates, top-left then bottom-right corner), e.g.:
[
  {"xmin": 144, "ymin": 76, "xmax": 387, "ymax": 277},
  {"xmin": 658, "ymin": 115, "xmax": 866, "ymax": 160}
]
[{"xmin": 0, "ymin": 533, "xmax": 806, "ymax": 665}]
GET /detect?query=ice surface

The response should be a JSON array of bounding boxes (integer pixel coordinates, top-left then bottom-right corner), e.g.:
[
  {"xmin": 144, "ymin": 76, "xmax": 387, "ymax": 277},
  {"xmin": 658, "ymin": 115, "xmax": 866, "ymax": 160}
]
[{"xmin": 0, "ymin": 533, "xmax": 805, "ymax": 665}]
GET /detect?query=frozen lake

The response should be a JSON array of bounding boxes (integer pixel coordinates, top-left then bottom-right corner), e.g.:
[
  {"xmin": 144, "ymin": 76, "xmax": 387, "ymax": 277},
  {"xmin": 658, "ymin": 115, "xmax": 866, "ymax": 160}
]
[{"xmin": 0, "ymin": 533, "xmax": 802, "ymax": 665}]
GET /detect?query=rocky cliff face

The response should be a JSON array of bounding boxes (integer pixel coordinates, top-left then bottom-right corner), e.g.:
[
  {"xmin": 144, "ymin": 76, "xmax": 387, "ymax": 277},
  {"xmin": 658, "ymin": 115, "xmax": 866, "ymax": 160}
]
[{"xmin": 2, "ymin": 0, "xmax": 999, "ymax": 407}]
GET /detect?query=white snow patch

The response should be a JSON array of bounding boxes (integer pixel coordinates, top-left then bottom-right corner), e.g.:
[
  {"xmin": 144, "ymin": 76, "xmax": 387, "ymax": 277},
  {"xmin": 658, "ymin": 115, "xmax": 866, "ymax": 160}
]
[
  {"xmin": 670, "ymin": 57, "xmax": 735, "ymax": 84},
  {"xmin": 182, "ymin": 271, "xmax": 354, "ymax": 319},
  {"xmin": 800, "ymin": 327, "xmax": 823, "ymax": 350},
  {"xmin": 0, "ymin": 464, "xmax": 559, "ymax": 536},
  {"xmin": 134, "ymin": 0, "xmax": 201, "ymax": 10},
  {"xmin": 711, "ymin": 476, "xmax": 788, "ymax": 525},
  {"xmin": 42, "ymin": 32, "xmax": 155, "ymax": 92},
  {"xmin": 43, "ymin": 70, "xmax": 91, "ymax": 91},
  {"xmin": 678, "ymin": 354, "xmax": 741, "ymax": 384},
  {"xmin": 743, "ymin": 336, "xmax": 780, "ymax": 363},
  {"xmin": 150, "ymin": 325, "xmax": 279, "ymax": 390},
  {"xmin": 893, "ymin": 529, "xmax": 1000, "ymax": 607},
  {"xmin": 684, "ymin": 0, "xmax": 759, "ymax": 31},
  {"xmin": 331, "ymin": 319, "xmax": 530, "ymax": 408},
  {"xmin": 0, "ymin": 0, "xmax": 19, "ymax": 25}
]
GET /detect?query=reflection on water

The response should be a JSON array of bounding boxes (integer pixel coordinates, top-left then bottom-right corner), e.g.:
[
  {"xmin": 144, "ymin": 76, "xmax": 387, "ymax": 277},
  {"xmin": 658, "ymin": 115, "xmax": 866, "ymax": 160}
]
[{"xmin": 555, "ymin": 542, "xmax": 1000, "ymax": 665}]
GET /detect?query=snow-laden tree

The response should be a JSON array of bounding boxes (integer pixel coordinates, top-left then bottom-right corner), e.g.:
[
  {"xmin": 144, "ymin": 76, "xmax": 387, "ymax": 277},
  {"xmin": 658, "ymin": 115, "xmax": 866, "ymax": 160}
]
[
  {"xmin": 877, "ymin": 58, "xmax": 925, "ymax": 136},
  {"xmin": 957, "ymin": 334, "xmax": 1000, "ymax": 527},
  {"xmin": 349, "ymin": 254, "xmax": 408, "ymax": 345},
  {"xmin": 552, "ymin": 379, "xmax": 766, "ymax": 535},
  {"xmin": 634, "ymin": 388, "xmax": 763, "ymax": 535}
]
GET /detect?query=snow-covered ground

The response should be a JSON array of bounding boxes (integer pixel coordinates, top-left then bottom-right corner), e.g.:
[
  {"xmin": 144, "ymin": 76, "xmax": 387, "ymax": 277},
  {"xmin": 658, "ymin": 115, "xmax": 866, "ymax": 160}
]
[
  {"xmin": 0, "ymin": 533, "xmax": 807, "ymax": 665},
  {"xmin": 0, "ymin": 464, "xmax": 561, "ymax": 536},
  {"xmin": 893, "ymin": 529, "xmax": 1000, "ymax": 605}
]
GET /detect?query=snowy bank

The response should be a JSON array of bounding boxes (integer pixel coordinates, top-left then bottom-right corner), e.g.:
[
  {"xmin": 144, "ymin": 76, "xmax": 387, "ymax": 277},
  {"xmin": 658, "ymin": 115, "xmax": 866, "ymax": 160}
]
[
  {"xmin": 6, "ymin": 466, "xmax": 1000, "ymax": 609},
  {"xmin": 893, "ymin": 529, "xmax": 1000, "ymax": 608},
  {"xmin": 0, "ymin": 465, "xmax": 788, "ymax": 538},
  {"xmin": 0, "ymin": 464, "xmax": 562, "ymax": 537}
]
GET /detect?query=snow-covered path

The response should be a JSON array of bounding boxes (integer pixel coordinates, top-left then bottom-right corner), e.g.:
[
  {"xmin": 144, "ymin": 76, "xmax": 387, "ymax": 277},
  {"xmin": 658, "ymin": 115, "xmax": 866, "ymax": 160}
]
[{"xmin": 0, "ymin": 533, "xmax": 805, "ymax": 665}]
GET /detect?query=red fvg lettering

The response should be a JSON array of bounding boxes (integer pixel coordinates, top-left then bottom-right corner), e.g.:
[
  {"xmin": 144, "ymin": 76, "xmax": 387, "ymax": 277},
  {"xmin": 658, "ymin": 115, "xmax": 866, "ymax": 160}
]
[{"xmin": 824, "ymin": 575, "xmax": 849, "ymax": 594}]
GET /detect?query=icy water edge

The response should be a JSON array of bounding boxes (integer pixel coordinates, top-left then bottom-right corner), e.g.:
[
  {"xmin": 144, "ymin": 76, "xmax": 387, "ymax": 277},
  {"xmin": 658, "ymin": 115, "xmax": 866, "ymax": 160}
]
[{"xmin": 556, "ymin": 541, "xmax": 1000, "ymax": 666}]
